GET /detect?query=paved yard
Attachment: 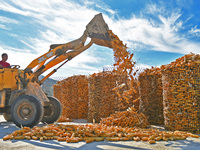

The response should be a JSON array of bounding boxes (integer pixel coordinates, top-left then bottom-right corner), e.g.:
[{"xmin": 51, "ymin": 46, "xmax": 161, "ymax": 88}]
[{"xmin": 0, "ymin": 115, "xmax": 200, "ymax": 150}]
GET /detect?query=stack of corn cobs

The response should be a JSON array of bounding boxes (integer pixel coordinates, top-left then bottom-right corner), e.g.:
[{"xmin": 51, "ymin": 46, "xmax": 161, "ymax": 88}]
[
  {"xmin": 53, "ymin": 75, "xmax": 89, "ymax": 120},
  {"xmin": 161, "ymin": 53, "xmax": 200, "ymax": 133},
  {"xmin": 3, "ymin": 123, "xmax": 199, "ymax": 144},
  {"xmin": 138, "ymin": 67, "xmax": 164, "ymax": 125},
  {"xmin": 87, "ymin": 71, "xmax": 130, "ymax": 123}
]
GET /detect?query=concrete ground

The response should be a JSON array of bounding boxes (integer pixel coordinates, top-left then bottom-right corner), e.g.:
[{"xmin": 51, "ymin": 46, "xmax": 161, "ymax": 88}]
[{"xmin": 0, "ymin": 115, "xmax": 200, "ymax": 150}]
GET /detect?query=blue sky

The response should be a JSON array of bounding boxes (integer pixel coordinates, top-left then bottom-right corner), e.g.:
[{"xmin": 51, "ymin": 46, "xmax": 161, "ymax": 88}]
[{"xmin": 0, "ymin": 0, "xmax": 200, "ymax": 78}]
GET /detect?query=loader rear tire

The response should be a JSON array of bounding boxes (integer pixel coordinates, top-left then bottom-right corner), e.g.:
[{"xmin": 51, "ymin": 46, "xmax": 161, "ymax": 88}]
[
  {"xmin": 3, "ymin": 112, "xmax": 12, "ymax": 122},
  {"xmin": 42, "ymin": 97, "xmax": 62, "ymax": 124},
  {"xmin": 11, "ymin": 95, "xmax": 44, "ymax": 128}
]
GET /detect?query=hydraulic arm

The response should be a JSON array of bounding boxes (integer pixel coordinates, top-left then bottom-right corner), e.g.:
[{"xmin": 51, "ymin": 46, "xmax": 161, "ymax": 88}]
[{"xmin": 24, "ymin": 13, "xmax": 113, "ymax": 85}]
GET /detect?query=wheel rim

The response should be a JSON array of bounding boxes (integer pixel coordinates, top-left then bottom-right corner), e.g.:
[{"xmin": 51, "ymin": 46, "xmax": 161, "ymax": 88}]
[
  {"xmin": 17, "ymin": 102, "xmax": 34, "ymax": 121},
  {"xmin": 44, "ymin": 104, "xmax": 54, "ymax": 118}
]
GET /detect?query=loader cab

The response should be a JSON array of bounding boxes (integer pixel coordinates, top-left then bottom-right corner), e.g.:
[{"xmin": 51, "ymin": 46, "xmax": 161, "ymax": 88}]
[
  {"xmin": 0, "ymin": 67, "xmax": 22, "ymax": 107},
  {"xmin": 0, "ymin": 67, "xmax": 22, "ymax": 91},
  {"xmin": 0, "ymin": 67, "xmax": 23, "ymax": 121}
]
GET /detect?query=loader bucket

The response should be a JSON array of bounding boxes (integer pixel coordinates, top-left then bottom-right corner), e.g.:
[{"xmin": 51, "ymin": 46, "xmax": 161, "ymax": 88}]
[{"xmin": 86, "ymin": 13, "xmax": 113, "ymax": 48}]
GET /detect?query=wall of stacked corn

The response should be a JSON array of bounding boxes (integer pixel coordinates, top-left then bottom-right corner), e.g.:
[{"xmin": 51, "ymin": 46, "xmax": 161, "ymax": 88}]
[
  {"xmin": 161, "ymin": 53, "xmax": 200, "ymax": 133},
  {"xmin": 87, "ymin": 71, "xmax": 129, "ymax": 123},
  {"xmin": 87, "ymin": 73, "xmax": 102, "ymax": 123},
  {"xmin": 61, "ymin": 77, "xmax": 77, "ymax": 119},
  {"xmin": 100, "ymin": 72, "xmax": 124, "ymax": 118},
  {"xmin": 53, "ymin": 75, "xmax": 88, "ymax": 120},
  {"xmin": 138, "ymin": 67, "xmax": 164, "ymax": 125}
]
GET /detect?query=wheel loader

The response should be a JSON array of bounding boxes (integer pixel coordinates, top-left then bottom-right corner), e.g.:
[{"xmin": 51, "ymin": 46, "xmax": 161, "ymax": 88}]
[{"xmin": 0, "ymin": 13, "xmax": 116, "ymax": 128}]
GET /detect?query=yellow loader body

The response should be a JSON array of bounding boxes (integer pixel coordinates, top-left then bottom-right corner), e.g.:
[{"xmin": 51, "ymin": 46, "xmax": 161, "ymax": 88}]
[
  {"xmin": 0, "ymin": 13, "xmax": 117, "ymax": 128},
  {"xmin": 0, "ymin": 68, "xmax": 20, "ymax": 91}
]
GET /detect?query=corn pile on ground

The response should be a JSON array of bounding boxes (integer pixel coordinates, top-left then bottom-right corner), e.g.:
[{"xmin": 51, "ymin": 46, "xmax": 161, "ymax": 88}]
[
  {"xmin": 100, "ymin": 107, "xmax": 148, "ymax": 128},
  {"xmin": 3, "ymin": 123, "xmax": 199, "ymax": 145},
  {"xmin": 161, "ymin": 53, "xmax": 200, "ymax": 133},
  {"xmin": 138, "ymin": 67, "xmax": 164, "ymax": 125}
]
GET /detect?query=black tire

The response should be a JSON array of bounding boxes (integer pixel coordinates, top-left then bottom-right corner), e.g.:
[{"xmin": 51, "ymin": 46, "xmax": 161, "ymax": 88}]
[
  {"xmin": 10, "ymin": 95, "xmax": 44, "ymax": 128},
  {"xmin": 3, "ymin": 112, "xmax": 12, "ymax": 122},
  {"xmin": 42, "ymin": 97, "xmax": 62, "ymax": 124}
]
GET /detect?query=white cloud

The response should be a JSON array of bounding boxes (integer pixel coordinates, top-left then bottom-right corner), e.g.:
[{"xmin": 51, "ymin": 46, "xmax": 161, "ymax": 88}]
[
  {"xmin": 189, "ymin": 26, "xmax": 200, "ymax": 37},
  {"xmin": 108, "ymin": 4, "xmax": 200, "ymax": 54},
  {"xmin": 65, "ymin": 48, "xmax": 101, "ymax": 68},
  {"xmin": 0, "ymin": 1, "xmax": 31, "ymax": 16},
  {"xmin": 0, "ymin": 16, "xmax": 18, "ymax": 30},
  {"xmin": 0, "ymin": 16, "xmax": 18, "ymax": 24},
  {"xmin": 135, "ymin": 63, "xmax": 151, "ymax": 69},
  {"xmin": 95, "ymin": 4, "xmax": 116, "ymax": 15},
  {"xmin": 0, "ymin": 24, "xmax": 8, "ymax": 30},
  {"xmin": 146, "ymin": 4, "xmax": 166, "ymax": 15}
]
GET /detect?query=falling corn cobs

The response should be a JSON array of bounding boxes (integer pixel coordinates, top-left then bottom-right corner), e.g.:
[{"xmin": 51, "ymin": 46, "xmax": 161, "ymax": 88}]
[
  {"xmin": 109, "ymin": 30, "xmax": 139, "ymax": 110},
  {"xmin": 53, "ymin": 30, "xmax": 140, "ymax": 123},
  {"xmin": 3, "ymin": 124, "xmax": 199, "ymax": 144},
  {"xmin": 87, "ymin": 30, "xmax": 140, "ymax": 123}
]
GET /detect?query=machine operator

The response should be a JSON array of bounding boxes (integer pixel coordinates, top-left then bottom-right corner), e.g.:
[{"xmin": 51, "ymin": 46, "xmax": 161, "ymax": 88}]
[{"xmin": 0, "ymin": 53, "xmax": 10, "ymax": 68}]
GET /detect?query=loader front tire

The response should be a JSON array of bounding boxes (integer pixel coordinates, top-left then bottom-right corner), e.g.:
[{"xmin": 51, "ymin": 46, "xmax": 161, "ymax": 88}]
[
  {"xmin": 42, "ymin": 97, "xmax": 62, "ymax": 124},
  {"xmin": 11, "ymin": 95, "xmax": 44, "ymax": 128},
  {"xmin": 3, "ymin": 112, "xmax": 12, "ymax": 122}
]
